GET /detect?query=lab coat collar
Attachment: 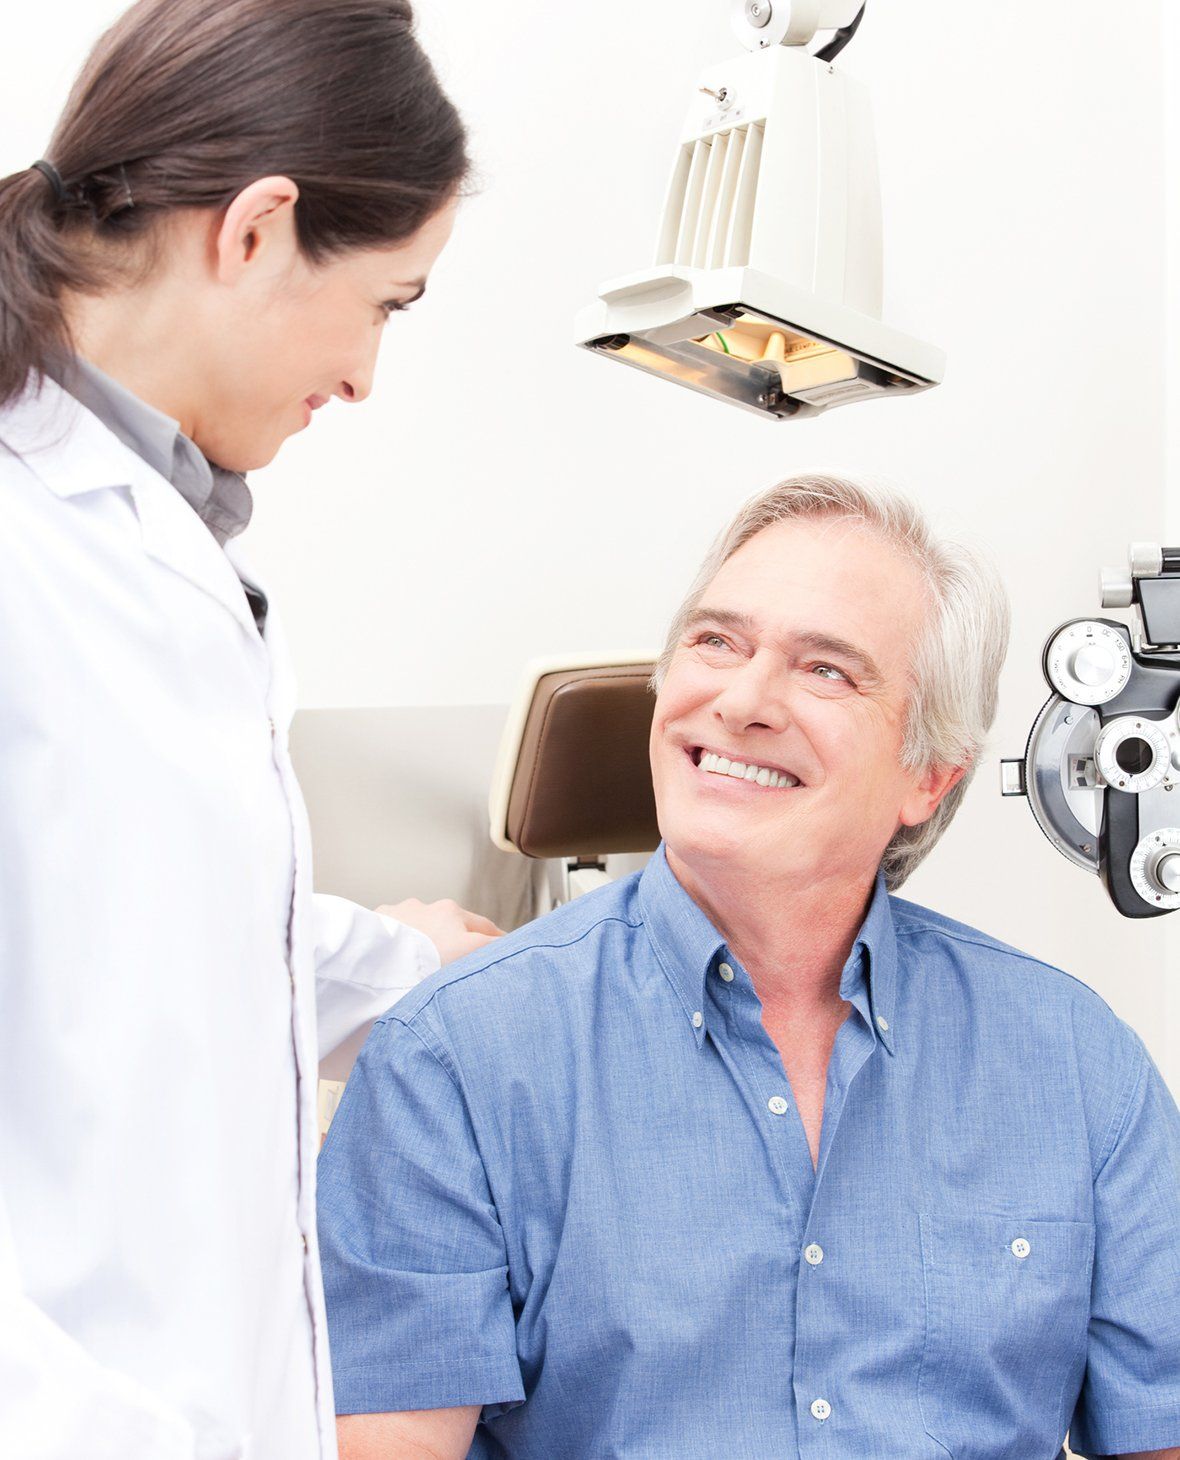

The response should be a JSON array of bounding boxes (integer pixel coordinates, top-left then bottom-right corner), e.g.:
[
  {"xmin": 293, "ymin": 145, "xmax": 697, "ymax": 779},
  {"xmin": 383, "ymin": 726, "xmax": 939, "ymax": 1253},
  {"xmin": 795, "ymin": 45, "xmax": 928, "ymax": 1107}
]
[{"xmin": 0, "ymin": 374, "xmax": 260, "ymax": 640}]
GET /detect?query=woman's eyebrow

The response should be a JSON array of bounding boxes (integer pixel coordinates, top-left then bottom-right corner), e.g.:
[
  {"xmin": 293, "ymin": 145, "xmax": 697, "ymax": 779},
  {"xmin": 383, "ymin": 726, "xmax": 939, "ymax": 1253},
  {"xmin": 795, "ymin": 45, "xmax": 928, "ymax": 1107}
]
[{"xmin": 387, "ymin": 278, "xmax": 427, "ymax": 305}]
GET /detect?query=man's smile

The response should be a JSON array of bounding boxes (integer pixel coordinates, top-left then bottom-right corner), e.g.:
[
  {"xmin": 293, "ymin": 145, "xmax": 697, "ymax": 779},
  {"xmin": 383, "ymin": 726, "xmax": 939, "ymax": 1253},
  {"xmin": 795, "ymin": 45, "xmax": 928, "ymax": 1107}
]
[{"xmin": 685, "ymin": 744, "xmax": 802, "ymax": 790}]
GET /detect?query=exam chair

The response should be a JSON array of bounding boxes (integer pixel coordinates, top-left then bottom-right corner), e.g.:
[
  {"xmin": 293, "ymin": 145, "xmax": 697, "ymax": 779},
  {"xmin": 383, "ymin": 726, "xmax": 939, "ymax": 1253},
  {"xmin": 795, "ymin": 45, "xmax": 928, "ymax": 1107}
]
[
  {"xmin": 487, "ymin": 654, "xmax": 661, "ymax": 912},
  {"xmin": 312, "ymin": 657, "xmax": 660, "ymax": 1135}
]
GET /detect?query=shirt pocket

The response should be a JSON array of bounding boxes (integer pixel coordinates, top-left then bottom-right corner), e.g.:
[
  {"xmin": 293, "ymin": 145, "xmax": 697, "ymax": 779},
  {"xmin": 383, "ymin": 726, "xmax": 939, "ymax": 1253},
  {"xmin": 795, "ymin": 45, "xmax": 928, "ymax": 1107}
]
[{"xmin": 918, "ymin": 1213, "xmax": 1094, "ymax": 1460}]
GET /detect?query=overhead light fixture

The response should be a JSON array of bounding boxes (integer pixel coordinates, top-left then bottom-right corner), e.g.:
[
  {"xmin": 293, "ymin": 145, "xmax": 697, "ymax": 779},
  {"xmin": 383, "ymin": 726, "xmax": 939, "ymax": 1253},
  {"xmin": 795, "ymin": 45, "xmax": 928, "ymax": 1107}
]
[{"xmin": 575, "ymin": 1, "xmax": 944, "ymax": 420}]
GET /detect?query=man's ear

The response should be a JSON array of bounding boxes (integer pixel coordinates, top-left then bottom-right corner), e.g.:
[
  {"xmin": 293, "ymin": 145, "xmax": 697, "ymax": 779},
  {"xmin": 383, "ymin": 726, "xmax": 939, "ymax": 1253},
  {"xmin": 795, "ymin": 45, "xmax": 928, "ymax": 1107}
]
[
  {"xmin": 898, "ymin": 761, "xmax": 968, "ymax": 830},
  {"xmin": 213, "ymin": 175, "xmax": 301, "ymax": 284}
]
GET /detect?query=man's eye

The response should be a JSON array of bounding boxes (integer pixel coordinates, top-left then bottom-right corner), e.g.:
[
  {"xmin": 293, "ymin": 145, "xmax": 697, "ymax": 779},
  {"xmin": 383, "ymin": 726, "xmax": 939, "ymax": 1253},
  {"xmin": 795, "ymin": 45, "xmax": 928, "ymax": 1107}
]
[
  {"xmin": 811, "ymin": 663, "xmax": 850, "ymax": 683},
  {"xmin": 381, "ymin": 300, "xmax": 411, "ymax": 317},
  {"xmin": 697, "ymin": 633, "xmax": 730, "ymax": 651}
]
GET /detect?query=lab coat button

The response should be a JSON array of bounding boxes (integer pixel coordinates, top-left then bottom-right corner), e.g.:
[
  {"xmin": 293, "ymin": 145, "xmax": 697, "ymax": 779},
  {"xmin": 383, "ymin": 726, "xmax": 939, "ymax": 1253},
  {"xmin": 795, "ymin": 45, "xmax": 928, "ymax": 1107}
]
[
  {"xmin": 804, "ymin": 1243, "xmax": 824, "ymax": 1266},
  {"xmin": 768, "ymin": 1096, "xmax": 789, "ymax": 1115},
  {"xmin": 810, "ymin": 1398, "xmax": 832, "ymax": 1421}
]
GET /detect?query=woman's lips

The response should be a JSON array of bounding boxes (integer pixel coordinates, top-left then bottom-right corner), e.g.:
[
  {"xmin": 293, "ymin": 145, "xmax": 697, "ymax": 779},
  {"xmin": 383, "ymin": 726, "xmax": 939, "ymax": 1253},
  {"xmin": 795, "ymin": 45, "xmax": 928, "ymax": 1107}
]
[{"xmin": 300, "ymin": 395, "xmax": 328, "ymax": 429}]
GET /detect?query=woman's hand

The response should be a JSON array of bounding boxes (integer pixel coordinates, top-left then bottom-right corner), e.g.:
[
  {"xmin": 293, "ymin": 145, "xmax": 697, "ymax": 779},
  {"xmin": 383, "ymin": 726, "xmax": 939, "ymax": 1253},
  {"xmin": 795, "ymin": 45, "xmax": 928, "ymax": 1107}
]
[{"xmin": 378, "ymin": 898, "xmax": 504, "ymax": 966}]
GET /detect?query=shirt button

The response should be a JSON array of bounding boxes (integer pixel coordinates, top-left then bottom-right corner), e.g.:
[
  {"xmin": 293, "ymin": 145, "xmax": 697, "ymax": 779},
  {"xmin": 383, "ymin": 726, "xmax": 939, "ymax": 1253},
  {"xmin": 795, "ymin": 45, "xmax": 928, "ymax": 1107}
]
[
  {"xmin": 876, "ymin": 1015, "xmax": 889, "ymax": 1032},
  {"xmin": 718, "ymin": 962, "xmax": 735, "ymax": 982},
  {"xmin": 768, "ymin": 1096, "xmax": 789, "ymax": 1115},
  {"xmin": 691, "ymin": 1011, "xmax": 703, "ymax": 1028},
  {"xmin": 804, "ymin": 1243, "xmax": 824, "ymax": 1266},
  {"xmin": 810, "ymin": 1398, "xmax": 831, "ymax": 1422},
  {"xmin": 1011, "ymin": 1237, "xmax": 1031, "ymax": 1259}
]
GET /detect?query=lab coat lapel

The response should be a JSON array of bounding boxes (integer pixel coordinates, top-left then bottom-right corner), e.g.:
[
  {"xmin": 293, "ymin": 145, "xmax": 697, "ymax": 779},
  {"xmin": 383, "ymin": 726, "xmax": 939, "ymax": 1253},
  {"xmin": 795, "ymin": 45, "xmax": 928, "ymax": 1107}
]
[
  {"xmin": 128, "ymin": 469, "xmax": 260, "ymax": 639},
  {"xmin": 1, "ymin": 375, "xmax": 260, "ymax": 640}
]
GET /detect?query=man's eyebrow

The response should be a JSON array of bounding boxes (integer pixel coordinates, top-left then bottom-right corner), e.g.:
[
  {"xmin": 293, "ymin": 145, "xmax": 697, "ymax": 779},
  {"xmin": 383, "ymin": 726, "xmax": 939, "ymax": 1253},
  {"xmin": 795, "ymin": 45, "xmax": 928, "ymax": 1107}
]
[
  {"xmin": 683, "ymin": 607, "xmax": 755, "ymax": 635},
  {"xmin": 684, "ymin": 608, "xmax": 883, "ymax": 682},
  {"xmin": 793, "ymin": 630, "xmax": 883, "ymax": 683}
]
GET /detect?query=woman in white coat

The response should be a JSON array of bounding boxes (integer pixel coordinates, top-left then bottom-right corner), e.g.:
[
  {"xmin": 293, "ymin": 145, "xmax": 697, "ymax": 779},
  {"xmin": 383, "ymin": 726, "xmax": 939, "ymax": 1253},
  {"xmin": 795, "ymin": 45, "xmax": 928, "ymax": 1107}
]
[{"xmin": 0, "ymin": 2, "xmax": 500, "ymax": 1456}]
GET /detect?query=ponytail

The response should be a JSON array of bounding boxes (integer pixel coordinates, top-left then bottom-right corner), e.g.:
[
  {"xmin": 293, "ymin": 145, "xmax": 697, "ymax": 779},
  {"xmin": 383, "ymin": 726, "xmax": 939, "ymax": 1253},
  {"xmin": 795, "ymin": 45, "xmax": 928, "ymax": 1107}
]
[{"xmin": 0, "ymin": 167, "xmax": 102, "ymax": 406}]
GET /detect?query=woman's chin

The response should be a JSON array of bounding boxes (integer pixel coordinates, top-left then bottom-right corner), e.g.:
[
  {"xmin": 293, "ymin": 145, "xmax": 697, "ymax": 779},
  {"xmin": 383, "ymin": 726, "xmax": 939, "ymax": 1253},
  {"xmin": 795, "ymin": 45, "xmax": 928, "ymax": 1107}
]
[{"xmin": 202, "ymin": 433, "xmax": 282, "ymax": 474}]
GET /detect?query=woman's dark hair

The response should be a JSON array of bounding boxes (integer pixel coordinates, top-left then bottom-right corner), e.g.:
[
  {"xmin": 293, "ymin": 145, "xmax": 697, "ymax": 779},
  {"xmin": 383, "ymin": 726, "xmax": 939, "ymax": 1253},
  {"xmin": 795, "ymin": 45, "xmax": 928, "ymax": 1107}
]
[{"xmin": 0, "ymin": 0, "xmax": 470, "ymax": 407}]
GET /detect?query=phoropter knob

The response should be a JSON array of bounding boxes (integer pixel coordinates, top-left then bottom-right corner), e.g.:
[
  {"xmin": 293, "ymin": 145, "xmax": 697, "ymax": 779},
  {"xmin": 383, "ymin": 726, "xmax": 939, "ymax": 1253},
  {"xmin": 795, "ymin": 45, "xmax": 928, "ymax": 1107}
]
[
  {"xmin": 1130, "ymin": 828, "xmax": 1180, "ymax": 910},
  {"xmin": 1154, "ymin": 851, "xmax": 1180, "ymax": 895}
]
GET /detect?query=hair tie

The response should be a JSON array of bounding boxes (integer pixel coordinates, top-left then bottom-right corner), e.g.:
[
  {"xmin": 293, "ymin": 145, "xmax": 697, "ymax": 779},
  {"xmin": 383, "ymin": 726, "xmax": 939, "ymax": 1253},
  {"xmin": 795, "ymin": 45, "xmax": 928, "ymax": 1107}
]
[{"xmin": 30, "ymin": 160, "xmax": 67, "ymax": 205}]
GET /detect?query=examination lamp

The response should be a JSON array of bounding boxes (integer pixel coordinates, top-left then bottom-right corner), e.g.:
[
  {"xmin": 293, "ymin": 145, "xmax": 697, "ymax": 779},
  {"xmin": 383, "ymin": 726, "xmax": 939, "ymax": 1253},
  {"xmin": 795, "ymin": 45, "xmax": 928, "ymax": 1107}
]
[
  {"xmin": 1002, "ymin": 544, "xmax": 1180, "ymax": 919},
  {"xmin": 575, "ymin": 1, "xmax": 944, "ymax": 420}
]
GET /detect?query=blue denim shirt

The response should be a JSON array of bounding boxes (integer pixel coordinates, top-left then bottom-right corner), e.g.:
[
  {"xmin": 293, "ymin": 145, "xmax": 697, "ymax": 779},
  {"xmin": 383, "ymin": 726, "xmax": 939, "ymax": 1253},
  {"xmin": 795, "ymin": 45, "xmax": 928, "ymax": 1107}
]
[{"xmin": 318, "ymin": 846, "xmax": 1180, "ymax": 1459}]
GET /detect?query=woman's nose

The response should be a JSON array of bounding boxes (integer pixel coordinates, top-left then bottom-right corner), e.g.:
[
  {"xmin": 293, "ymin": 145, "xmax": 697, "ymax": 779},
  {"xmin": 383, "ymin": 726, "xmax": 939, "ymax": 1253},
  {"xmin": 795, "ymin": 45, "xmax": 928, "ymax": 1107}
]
[
  {"xmin": 336, "ymin": 374, "xmax": 371, "ymax": 404},
  {"xmin": 337, "ymin": 329, "xmax": 382, "ymax": 404}
]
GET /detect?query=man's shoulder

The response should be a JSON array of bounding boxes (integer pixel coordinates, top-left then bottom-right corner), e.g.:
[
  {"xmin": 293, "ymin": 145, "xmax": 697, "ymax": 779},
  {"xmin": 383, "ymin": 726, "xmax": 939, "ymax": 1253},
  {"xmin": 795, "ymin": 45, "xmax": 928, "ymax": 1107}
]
[
  {"xmin": 380, "ymin": 872, "xmax": 648, "ymax": 1031},
  {"xmin": 888, "ymin": 892, "xmax": 1134, "ymax": 1043}
]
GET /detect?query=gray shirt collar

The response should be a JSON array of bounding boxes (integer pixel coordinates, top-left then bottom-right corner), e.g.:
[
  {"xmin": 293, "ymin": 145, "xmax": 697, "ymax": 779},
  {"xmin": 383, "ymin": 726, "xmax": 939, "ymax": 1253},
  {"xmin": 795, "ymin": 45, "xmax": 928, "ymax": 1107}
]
[{"xmin": 50, "ymin": 357, "xmax": 253, "ymax": 547}]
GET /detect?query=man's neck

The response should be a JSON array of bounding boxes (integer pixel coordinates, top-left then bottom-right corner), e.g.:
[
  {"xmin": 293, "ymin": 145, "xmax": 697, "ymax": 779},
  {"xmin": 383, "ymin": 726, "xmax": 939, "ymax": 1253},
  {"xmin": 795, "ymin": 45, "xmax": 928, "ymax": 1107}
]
[{"xmin": 666, "ymin": 847, "xmax": 876, "ymax": 1013}]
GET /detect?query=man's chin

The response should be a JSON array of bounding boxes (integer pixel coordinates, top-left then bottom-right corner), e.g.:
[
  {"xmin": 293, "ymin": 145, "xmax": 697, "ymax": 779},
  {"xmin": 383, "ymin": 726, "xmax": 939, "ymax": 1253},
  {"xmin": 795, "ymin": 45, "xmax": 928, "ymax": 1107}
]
[{"xmin": 661, "ymin": 815, "xmax": 757, "ymax": 876}]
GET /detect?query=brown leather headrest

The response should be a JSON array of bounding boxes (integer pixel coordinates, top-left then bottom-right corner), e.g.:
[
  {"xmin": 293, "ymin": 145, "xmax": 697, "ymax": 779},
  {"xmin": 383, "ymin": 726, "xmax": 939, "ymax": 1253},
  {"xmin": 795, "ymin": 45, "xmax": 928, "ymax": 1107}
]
[{"xmin": 503, "ymin": 664, "xmax": 660, "ymax": 859}]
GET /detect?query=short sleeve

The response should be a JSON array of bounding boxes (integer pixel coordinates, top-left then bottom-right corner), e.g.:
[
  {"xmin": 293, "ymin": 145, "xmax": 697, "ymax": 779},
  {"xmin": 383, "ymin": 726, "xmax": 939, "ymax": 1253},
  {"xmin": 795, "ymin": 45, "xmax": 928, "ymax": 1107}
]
[
  {"xmin": 1068, "ymin": 1034, "xmax": 1180, "ymax": 1458},
  {"xmin": 316, "ymin": 1014, "xmax": 524, "ymax": 1415}
]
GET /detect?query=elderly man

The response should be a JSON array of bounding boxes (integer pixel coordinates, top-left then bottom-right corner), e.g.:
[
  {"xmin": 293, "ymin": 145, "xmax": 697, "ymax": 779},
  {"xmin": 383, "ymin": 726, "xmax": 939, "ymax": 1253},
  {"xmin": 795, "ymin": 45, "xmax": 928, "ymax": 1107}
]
[{"xmin": 317, "ymin": 476, "xmax": 1180, "ymax": 1460}]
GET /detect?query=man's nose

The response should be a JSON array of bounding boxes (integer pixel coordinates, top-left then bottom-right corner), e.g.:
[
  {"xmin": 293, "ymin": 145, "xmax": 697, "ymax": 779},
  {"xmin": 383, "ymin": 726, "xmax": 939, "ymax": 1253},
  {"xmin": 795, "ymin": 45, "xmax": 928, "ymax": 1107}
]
[{"xmin": 712, "ymin": 653, "xmax": 791, "ymax": 733}]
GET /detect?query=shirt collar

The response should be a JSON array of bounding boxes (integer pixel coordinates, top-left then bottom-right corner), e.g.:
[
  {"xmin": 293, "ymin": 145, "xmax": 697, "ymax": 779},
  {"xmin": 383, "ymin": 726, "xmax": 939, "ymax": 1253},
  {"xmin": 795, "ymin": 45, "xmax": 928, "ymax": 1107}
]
[
  {"xmin": 48, "ymin": 357, "xmax": 253, "ymax": 546},
  {"xmin": 638, "ymin": 845, "xmax": 728, "ymax": 1046},
  {"xmin": 638, "ymin": 844, "xmax": 898, "ymax": 1054},
  {"xmin": 839, "ymin": 868, "xmax": 897, "ymax": 1054}
]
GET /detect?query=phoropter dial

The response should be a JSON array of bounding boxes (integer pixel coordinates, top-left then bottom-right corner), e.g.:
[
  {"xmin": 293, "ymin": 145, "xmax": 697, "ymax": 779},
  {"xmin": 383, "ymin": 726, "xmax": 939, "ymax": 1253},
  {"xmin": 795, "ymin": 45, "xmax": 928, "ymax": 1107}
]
[
  {"xmin": 1129, "ymin": 827, "xmax": 1180, "ymax": 910},
  {"xmin": 1094, "ymin": 716, "xmax": 1175, "ymax": 794},
  {"xmin": 1044, "ymin": 620, "xmax": 1132, "ymax": 705}
]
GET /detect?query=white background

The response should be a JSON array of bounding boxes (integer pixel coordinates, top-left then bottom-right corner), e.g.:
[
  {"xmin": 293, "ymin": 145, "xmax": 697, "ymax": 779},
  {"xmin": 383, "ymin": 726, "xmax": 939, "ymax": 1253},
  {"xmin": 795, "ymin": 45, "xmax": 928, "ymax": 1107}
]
[{"xmin": 3, "ymin": 1, "xmax": 1178, "ymax": 1090}]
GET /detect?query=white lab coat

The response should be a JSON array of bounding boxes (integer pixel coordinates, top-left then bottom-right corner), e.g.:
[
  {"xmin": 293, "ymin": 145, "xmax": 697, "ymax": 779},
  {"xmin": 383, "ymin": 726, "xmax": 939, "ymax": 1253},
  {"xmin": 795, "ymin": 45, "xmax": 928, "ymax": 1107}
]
[{"xmin": 0, "ymin": 376, "xmax": 440, "ymax": 1460}]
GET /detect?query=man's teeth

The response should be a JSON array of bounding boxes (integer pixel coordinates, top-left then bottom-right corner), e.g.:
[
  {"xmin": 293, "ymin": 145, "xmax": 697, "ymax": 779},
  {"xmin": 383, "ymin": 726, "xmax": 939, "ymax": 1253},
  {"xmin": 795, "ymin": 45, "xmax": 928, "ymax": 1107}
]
[{"xmin": 698, "ymin": 751, "xmax": 798, "ymax": 788}]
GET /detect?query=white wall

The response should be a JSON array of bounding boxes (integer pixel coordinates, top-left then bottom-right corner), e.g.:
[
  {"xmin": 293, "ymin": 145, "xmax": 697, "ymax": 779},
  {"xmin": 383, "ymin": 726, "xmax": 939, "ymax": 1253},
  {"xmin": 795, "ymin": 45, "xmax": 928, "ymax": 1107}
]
[
  {"xmin": 1164, "ymin": 1, "xmax": 1180, "ymax": 1092},
  {"xmin": 4, "ymin": 1, "xmax": 1176, "ymax": 1088}
]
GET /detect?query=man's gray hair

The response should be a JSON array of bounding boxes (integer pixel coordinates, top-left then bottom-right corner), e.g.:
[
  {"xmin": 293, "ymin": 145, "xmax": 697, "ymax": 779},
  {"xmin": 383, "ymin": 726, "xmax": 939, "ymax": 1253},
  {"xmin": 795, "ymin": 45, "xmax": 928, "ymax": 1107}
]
[{"xmin": 652, "ymin": 474, "xmax": 1010, "ymax": 890}]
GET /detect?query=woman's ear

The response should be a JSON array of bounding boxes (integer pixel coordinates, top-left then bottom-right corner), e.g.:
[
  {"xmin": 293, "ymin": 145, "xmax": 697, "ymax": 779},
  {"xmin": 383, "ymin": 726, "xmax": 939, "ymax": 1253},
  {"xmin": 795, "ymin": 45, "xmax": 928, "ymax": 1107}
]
[{"xmin": 214, "ymin": 176, "xmax": 301, "ymax": 283}]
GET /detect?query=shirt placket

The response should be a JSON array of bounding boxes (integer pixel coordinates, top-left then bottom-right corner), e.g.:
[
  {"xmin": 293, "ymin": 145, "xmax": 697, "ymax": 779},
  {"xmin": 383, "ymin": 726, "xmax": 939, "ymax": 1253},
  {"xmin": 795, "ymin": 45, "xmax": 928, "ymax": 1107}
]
[
  {"xmin": 708, "ymin": 949, "xmax": 883, "ymax": 1454},
  {"xmin": 792, "ymin": 1005, "xmax": 879, "ymax": 1453},
  {"xmin": 709, "ymin": 954, "xmax": 818, "ymax": 1203}
]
